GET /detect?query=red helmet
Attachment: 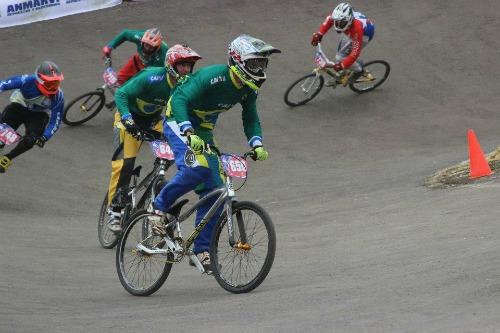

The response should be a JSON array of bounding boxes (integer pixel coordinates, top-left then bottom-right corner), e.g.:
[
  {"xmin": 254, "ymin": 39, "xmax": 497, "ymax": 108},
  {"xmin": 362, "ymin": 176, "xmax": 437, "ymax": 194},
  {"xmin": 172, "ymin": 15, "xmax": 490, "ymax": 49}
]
[
  {"xmin": 35, "ymin": 61, "xmax": 64, "ymax": 96},
  {"xmin": 141, "ymin": 28, "xmax": 163, "ymax": 56},
  {"xmin": 165, "ymin": 44, "xmax": 202, "ymax": 78}
]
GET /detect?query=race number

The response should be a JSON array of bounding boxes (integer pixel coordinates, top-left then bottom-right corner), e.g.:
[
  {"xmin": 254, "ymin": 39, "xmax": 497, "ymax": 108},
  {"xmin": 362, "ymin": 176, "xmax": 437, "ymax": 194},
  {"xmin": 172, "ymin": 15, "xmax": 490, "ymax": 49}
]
[
  {"xmin": 0, "ymin": 123, "xmax": 20, "ymax": 145},
  {"xmin": 103, "ymin": 68, "xmax": 118, "ymax": 87},
  {"xmin": 150, "ymin": 140, "xmax": 174, "ymax": 160},
  {"xmin": 221, "ymin": 154, "xmax": 247, "ymax": 179},
  {"xmin": 314, "ymin": 51, "xmax": 327, "ymax": 68}
]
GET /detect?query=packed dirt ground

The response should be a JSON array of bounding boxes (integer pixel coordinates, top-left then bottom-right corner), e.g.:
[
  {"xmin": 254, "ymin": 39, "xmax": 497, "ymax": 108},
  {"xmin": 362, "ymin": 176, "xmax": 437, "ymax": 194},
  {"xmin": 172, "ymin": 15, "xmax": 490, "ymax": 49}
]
[{"xmin": 1, "ymin": 1, "xmax": 500, "ymax": 332}]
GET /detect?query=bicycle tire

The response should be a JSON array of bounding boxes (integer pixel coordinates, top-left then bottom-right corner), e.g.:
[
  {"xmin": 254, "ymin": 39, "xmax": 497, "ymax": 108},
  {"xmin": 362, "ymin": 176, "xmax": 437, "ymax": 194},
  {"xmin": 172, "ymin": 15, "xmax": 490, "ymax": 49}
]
[
  {"xmin": 97, "ymin": 194, "xmax": 119, "ymax": 249},
  {"xmin": 116, "ymin": 210, "xmax": 173, "ymax": 296},
  {"xmin": 63, "ymin": 90, "xmax": 105, "ymax": 126},
  {"xmin": 210, "ymin": 201, "xmax": 276, "ymax": 294},
  {"xmin": 349, "ymin": 60, "xmax": 391, "ymax": 93},
  {"xmin": 284, "ymin": 73, "xmax": 324, "ymax": 107}
]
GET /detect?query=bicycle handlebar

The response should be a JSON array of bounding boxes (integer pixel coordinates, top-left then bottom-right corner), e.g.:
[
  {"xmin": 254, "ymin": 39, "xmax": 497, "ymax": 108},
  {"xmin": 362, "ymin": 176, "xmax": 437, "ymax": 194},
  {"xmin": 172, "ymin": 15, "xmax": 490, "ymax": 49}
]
[
  {"xmin": 126, "ymin": 128, "xmax": 163, "ymax": 142},
  {"xmin": 208, "ymin": 145, "xmax": 257, "ymax": 161}
]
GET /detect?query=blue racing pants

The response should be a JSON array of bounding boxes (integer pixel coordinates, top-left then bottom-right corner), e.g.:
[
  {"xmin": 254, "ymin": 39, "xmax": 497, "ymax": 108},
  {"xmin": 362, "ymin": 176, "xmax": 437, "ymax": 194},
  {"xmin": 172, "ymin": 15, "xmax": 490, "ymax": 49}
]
[{"xmin": 153, "ymin": 120, "xmax": 224, "ymax": 254}]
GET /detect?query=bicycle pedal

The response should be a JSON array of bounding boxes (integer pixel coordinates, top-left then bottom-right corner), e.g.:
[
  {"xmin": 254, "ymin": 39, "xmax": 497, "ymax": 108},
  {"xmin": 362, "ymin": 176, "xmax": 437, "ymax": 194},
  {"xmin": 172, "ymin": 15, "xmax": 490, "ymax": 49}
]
[{"xmin": 151, "ymin": 224, "xmax": 166, "ymax": 236}]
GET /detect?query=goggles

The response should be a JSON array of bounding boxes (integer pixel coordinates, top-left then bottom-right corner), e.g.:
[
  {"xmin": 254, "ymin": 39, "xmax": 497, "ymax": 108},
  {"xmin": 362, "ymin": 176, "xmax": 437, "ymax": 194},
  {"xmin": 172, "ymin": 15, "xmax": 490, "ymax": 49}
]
[
  {"xmin": 42, "ymin": 80, "xmax": 61, "ymax": 92},
  {"xmin": 142, "ymin": 43, "xmax": 157, "ymax": 55},
  {"xmin": 334, "ymin": 19, "xmax": 350, "ymax": 31},
  {"xmin": 245, "ymin": 58, "xmax": 268, "ymax": 75}
]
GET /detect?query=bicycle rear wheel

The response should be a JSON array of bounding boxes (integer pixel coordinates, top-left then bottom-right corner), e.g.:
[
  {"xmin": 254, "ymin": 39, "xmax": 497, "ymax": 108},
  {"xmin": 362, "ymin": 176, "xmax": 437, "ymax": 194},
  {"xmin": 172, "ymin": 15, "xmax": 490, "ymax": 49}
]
[
  {"xmin": 63, "ymin": 90, "xmax": 105, "ymax": 126},
  {"xmin": 210, "ymin": 201, "xmax": 276, "ymax": 294},
  {"xmin": 349, "ymin": 60, "xmax": 390, "ymax": 93},
  {"xmin": 284, "ymin": 73, "xmax": 324, "ymax": 107},
  {"xmin": 116, "ymin": 210, "xmax": 173, "ymax": 296},
  {"xmin": 97, "ymin": 194, "xmax": 119, "ymax": 249}
]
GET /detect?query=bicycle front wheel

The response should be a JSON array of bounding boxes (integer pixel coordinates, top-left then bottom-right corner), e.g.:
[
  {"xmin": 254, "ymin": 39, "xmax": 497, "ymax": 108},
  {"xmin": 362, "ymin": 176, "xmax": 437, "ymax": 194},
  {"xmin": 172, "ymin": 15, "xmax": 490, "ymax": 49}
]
[
  {"xmin": 63, "ymin": 90, "xmax": 105, "ymax": 126},
  {"xmin": 349, "ymin": 60, "xmax": 390, "ymax": 93},
  {"xmin": 116, "ymin": 210, "xmax": 173, "ymax": 296},
  {"xmin": 210, "ymin": 201, "xmax": 276, "ymax": 294},
  {"xmin": 97, "ymin": 194, "xmax": 119, "ymax": 249},
  {"xmin": 284, "ymin": 73, "xmax": 324, "ymax": 107}
]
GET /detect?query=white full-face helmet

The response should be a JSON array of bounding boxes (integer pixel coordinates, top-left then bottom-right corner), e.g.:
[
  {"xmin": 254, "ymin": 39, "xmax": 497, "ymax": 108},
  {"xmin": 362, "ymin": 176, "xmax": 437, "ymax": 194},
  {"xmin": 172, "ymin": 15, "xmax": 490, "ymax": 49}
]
[
  {"xmin": 332, "ymin": 2, "xmax": 354, "ymax": 32},
  {"xmin": 228, "ymin": 34, "xmax": 281, "ymax": 90}
]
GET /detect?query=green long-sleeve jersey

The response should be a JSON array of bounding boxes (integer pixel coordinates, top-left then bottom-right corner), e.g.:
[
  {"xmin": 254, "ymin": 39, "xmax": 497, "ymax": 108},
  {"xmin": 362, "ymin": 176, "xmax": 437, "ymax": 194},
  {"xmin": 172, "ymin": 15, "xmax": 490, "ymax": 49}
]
[
  {"xmin": 115, "ymin": 67, "xmax": 174, "ymax": 121},
  {"xmin": 168, "ymin": 64, "xmax": 263, "ymax": 147},
  {"xmin": 107, "ymin": 29, "xmax": 168, "ymax": 67}
]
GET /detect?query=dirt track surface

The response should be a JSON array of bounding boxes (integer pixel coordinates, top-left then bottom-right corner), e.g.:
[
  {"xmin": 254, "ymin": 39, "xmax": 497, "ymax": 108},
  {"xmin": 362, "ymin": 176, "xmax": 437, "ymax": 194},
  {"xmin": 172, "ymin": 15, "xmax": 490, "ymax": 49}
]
[{"xmin": 2, "ymin": 1, "xmax": 500, "ymax": 332}]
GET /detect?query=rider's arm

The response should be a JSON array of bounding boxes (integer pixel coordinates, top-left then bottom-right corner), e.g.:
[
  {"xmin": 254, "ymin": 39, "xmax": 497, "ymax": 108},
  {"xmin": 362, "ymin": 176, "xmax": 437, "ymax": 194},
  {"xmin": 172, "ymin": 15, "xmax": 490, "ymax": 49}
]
[
  {"xmin": 318, "ymin": 15, "xmax": 334, "ymax": 36},
  {"xmin": 241, "ymin": 91, "xmax": 263, "ymax": 148},
  {"xmin": 170, "ymin": 77, "xmax": 204, "ymax": 134},
  {"xmin": 42, "ymin": 91, "xmax": 64, "ymax": 140},
  {"xmin": 340, "ymin": 20, "xmax": 364, "ymax": 69},
  {"xmin": 0, "ymin": 74, "xmax": 28, "ymax": 92},
  {"xmin": 114, "ymin": 71, "xmax": 149, "ymax": 119},
  {"xmin": 106, "ymin": 29, "xmax": 145, "ymax": 50}
]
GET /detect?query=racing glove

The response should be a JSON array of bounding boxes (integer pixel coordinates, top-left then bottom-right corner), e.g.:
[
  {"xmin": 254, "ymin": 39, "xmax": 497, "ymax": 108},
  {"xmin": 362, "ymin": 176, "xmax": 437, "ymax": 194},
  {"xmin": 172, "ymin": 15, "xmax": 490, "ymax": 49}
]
[
  {"xmin": 187, "ymin": 134, "xmax": 205, "ymax": 154},
  {"xmin": 121, "ymin": 115, "xmax": 141, "ymax": 139},
  {"xmin": 311, "ymin": 32, "xmax": 323, "ymax": 46},
  {"xmin": 102, "ymin": 45, "xmax": 113, "ymax": 58},
  {"xmin": 252, "ymin": 146, "xmax": 268, "ymax": 161},
  {"xmin": 35, "ymin": 135, "xmax": 48, "ymax": 148}
]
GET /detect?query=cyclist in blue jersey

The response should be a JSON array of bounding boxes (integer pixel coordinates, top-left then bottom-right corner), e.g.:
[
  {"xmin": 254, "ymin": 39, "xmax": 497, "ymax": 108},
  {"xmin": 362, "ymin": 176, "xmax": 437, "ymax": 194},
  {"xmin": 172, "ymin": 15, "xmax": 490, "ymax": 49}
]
[{"xmin": 0, "ymin": 61, "xmax": 64, "ymax": 173}]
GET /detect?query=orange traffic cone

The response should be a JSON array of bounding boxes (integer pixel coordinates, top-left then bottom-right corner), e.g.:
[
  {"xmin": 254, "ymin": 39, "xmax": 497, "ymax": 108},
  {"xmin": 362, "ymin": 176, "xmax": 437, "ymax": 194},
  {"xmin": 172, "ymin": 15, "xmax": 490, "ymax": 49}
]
[{"xmin": 468, "ymin": 129, "xmax": 493, "ymax": 179}]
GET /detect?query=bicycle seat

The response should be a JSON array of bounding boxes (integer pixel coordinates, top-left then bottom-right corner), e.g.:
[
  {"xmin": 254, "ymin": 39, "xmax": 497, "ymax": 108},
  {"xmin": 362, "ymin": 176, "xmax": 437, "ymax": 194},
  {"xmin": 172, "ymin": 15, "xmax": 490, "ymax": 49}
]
[{"xmin": 166, "ymin": 199, "xmax": 189, "ymax": 217}]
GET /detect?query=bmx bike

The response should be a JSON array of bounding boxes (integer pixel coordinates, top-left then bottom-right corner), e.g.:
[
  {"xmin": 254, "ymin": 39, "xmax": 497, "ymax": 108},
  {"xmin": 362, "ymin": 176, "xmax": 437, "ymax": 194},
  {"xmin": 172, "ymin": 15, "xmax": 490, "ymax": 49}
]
[
  {"xmin": 97, "ymin": 129, "xmax": 174, "ymax": 249},
  {"xmin": 116, "ymin": 148, "xmax": 276, "ymax": 296},
  {"xmin": 63, "ymin": 57, "xmax": 119, "ymax": 126},
  {"xmin": 284, "ymin": 43, "xmax": 390, "ymax": 107}
]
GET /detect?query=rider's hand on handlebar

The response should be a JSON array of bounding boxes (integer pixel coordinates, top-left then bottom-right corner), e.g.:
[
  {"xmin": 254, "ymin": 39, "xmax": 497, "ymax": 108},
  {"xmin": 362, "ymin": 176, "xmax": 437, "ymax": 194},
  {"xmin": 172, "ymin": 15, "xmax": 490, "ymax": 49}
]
[
  {"xmin": 121, "ymin": 115, "xmax": 141, "ymax": 139},
  {"xmin": 252, "ymin": 146, "xmax": 268, "ymax": 161},
  {"xmin": 311, "ymin": 32, "xmax": 323, "ymax": 46},
  {"xmin": 102, "ymin": 45, "xmax": 112, "ymax": 59},
  {"xmin": 35, "ymin": 135, "xmax": 48, "ymax": 148},
  {"xmin": 187, "ymin": 133, "xmax": 205, "ymax": 154}
]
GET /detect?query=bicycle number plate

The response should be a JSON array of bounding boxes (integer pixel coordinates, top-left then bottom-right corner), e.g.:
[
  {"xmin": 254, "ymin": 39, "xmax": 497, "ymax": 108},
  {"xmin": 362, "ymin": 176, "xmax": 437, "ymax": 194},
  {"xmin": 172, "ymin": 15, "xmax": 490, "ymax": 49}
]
[
  {"xmin": 150, "ymin": 140, "xmax": 174, "ymax": 160},
  {"xmin": 103, "ymin": 68, "xmax": 118, "ymax": 87},
  {"xmin": 0, "ymin": 123, "xmax": 20, "ymax": 145},
  {"xmin": 314, "ymin": 51, "xmax": 327, "ymax": 68},
  {"xmin": 221, "ymin": 154, "xmax": 247, "ymax": 179}
]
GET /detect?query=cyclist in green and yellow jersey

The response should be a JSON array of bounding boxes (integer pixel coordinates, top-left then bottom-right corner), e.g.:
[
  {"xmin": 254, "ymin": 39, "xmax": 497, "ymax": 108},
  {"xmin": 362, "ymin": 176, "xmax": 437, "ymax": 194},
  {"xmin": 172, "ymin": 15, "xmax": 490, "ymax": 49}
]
[
  {"xmin": 153, "ymin": 34, "xmax": 280, "ymax": 269},
  {"xmin": 106, "ymin": 44, "xmax": 202, "ymax": 233}
]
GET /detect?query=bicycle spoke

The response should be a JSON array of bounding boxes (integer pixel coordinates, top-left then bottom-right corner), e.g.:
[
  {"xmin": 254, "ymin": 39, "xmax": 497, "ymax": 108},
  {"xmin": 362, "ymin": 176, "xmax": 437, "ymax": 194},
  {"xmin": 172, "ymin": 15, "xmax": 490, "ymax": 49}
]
[
  {"xmin": 284, "ymin": 73, "xmax": 324, "ymax": 107},
  {"xmin": 117, "ymin": 212, "xmax": 173, "ymax": 295}
]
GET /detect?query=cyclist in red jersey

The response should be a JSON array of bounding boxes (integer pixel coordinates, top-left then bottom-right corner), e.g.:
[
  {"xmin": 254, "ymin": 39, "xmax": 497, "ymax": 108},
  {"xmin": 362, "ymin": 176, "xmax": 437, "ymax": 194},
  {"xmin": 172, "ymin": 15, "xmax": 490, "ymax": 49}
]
[{"xmin": 311, "ymin": 2, "xmax": 375, "ymax": 84}]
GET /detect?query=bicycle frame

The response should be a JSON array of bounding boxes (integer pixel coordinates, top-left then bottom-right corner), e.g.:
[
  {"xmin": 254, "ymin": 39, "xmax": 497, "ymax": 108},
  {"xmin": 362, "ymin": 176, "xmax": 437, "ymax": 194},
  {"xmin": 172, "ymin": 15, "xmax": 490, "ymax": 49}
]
[
  {"xmin": 314, "ymin": 43, "xmax": 374, "ymax": 86},
  {"xmin": 139, "ymin": 153, "xmax": 250, "ymax": 272}
]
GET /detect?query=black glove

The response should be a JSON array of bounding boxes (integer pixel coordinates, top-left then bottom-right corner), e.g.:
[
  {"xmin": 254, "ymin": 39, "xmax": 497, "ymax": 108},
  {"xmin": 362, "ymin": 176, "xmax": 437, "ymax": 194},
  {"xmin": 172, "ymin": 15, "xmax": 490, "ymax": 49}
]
[
  {"xmin": 35, "ymin": 135, "xmax": 48, "ymax": 148},
  {"xmin": 121, "ymin": 116, "xmax": 142, "ymax": 139}
]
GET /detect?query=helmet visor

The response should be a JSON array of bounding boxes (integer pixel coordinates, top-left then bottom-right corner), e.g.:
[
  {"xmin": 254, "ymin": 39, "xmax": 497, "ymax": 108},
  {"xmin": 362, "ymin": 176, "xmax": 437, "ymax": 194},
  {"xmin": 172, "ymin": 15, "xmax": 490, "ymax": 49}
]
[
  {"xmin": 43, "ymin": 80, "xmax": 61, "ymax": 92},
  {"xmin": 334, "ymin": 19, "xmax": 349, "ymax": 31},
  {"xmin": 244, "ymin": 58, "xmax": 268, "ymax": 76},
  {"xmin": 142, "ymin": 43, "xmax": 157, "ymax": 55}
]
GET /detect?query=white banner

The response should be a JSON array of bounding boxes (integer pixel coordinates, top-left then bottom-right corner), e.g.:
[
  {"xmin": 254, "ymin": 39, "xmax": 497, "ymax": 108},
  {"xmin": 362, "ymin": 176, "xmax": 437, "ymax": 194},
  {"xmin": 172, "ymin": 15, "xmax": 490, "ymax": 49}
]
[{"xmin": 0, "ymin": 0, "xmax": 122, "ymax": 28}]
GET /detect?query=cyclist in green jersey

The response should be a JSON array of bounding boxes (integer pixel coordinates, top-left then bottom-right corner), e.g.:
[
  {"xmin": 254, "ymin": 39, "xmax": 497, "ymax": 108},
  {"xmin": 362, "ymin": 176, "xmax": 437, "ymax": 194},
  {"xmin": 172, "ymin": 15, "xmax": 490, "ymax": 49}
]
[
  {"xmin": 102, "ymin": 28, "xmax": 168, "ymax": 86},
  {"xmin": 106, "ymin": 44, "xmax": 202, "ymax": 233},
  {"xmin": 153, "ymin": 34, "xmax": 280, "ymax": 270}
]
